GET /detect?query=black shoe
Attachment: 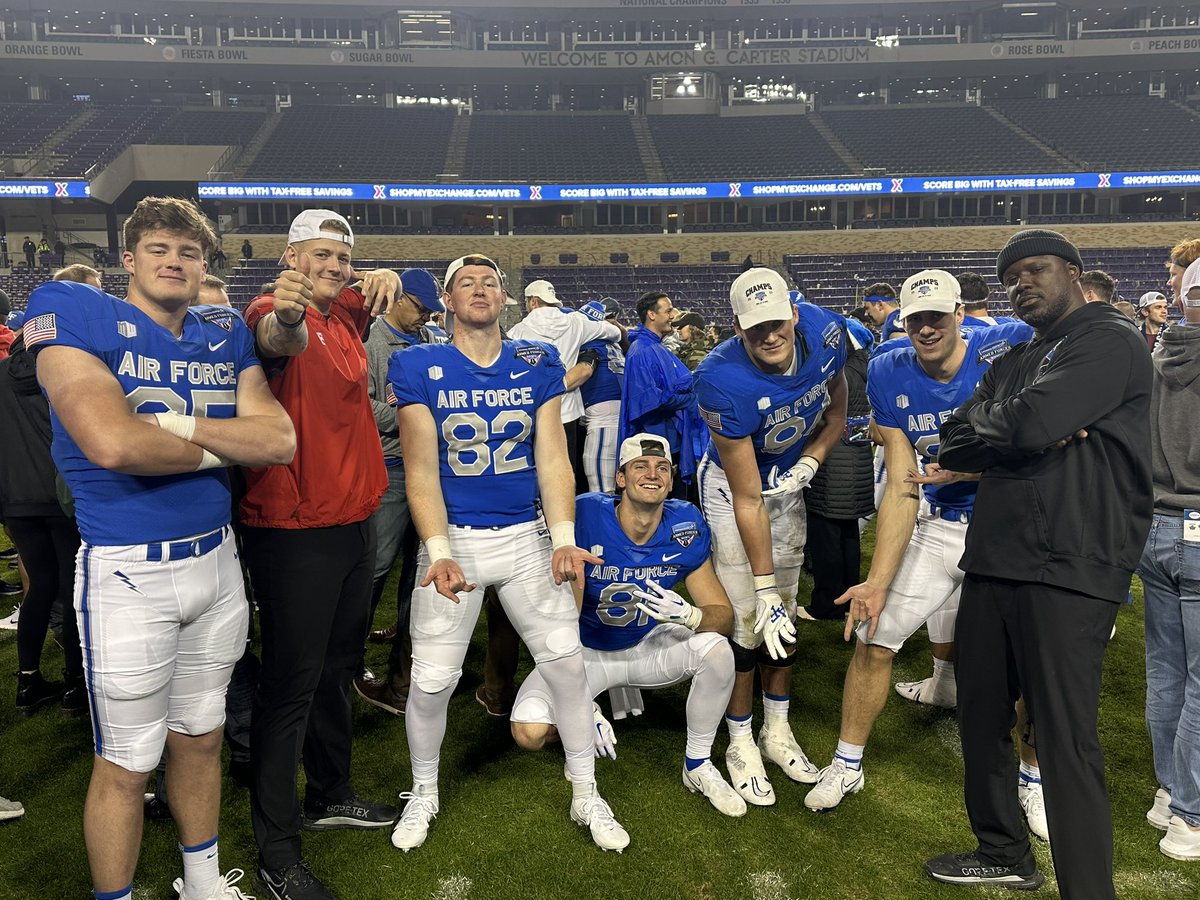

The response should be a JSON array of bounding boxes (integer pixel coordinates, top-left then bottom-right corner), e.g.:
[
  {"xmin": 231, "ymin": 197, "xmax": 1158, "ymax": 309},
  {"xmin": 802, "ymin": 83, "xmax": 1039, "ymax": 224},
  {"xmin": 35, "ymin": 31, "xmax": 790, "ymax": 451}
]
[
  {"xmin": 61, "ymin": 674, "xmax": 88, "ymax": 718},
  {"xmin": 0, "ymin": 581, "xmax": 21, "ymax": 595},
  {"xmin": 143, "ymin": 794, "xmax": 173, "ymax": 822},
  {"xmin": 258, "ymin": 860, "xmax": 337, "ymax": 900},
  {"xmin": 925, "ymin": 851, "xmax": 1045, "ymax": 890},
  {"xmin": 301, "ymin": 793, "xmax": 398, "ymax": 831},
  {"xmin": 16, "ymin": 670, "xmax": 63, "ymax": 715},
  {"xmin": 0, "ymin": 547, "xmax": 16, "ymax": 560}
]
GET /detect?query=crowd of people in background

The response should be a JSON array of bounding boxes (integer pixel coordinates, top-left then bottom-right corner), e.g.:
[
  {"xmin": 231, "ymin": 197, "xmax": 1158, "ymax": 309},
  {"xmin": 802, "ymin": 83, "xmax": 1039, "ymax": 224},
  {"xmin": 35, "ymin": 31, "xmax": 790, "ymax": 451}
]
[{"xmin": 0, "ymin": 206, "xmax": 1198, "ymax": 900}]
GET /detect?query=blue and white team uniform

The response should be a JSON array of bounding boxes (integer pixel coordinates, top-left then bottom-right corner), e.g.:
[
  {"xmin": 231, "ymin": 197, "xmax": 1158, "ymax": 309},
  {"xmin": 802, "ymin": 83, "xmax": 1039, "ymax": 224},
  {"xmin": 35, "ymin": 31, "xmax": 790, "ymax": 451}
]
[
  {"xmin": 512, "ymin": 494, "xmax": 730, "ymax": 726},
  {"xmin": 388, "ymin": 339, "xmax": 583, "ymax": 689},
  {"xmin": 960, "ymin": 313, "xmax": 1019, "ymax": 329},
  {"xmin": 861, "ymin": 322, "xmax": 1032, "ymax": 651},
  {"xmin": 24, "ymin": 280, "xmax": 256, "ymax": 773},
  {"xmin": 579, "ymin": 337, "xmax": 625, "ymax": 493},
  {"xmin": 693, "ymin": 305, "xmax": 848, "ymax": 647}
]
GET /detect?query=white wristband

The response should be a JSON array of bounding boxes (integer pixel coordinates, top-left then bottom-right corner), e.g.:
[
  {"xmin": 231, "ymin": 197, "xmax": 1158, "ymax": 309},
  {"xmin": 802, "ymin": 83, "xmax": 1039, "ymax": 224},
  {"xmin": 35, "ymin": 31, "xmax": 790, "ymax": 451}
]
[
  {"xmin": 425, "ymin": 535, "xmax": 452, "ymax": 563},
  {"xmin": 753, "ymin": 574, "xmax": 777, "ymax": 593},
  {"xmin": 549, "ymin": 521, "xmax": 576, "ymax": 550},
  {"xmin": 799, "ymin": 455, "xmax": 820, "ymax": 470},
  {"xmin": 155, "ymin": 412, "xmax": 197, "ymax": 442},
  {"xmin": 195, "ymin": 449, "xmax": 224, "ymax": 471}
]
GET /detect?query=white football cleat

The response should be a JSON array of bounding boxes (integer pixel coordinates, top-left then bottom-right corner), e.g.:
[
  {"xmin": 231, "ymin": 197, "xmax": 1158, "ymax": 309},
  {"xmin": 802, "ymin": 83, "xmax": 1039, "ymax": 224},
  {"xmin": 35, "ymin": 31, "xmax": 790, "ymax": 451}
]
[
  {"xmin": 725, "ymin": 738, "xmax": 775, "ymax": 806},
  {"xmin": 758, "ymin": 728, "xmax": 820, "ymax": 784},
  {"xmin": 1018, "ymin": 780, "xmax": 1049, "ymax": 843},
  {"xmin": 683, "ymin": 761, "xmax": 747, "ymax": 818},
  {"xmin": 172, "ymin": 868, "xmax": 254, "ymax": 900},
  {"xmin": 804, "ymin": 757, "xmax": 865, "ymax": 812},
  {"xmin": 570, "ymin": 789, "xmax": 630, "ymax": 852},
  {"xmin": 391, "ymin": 791, "xmax": 439, "ymax": 851},
  {"xmin": 1147, "ymin": 788, "xmax": 1173, "ymax": 831},
  {"xmin": 895, "ymin": 675, "xmax": 956, "ymax": 709}
]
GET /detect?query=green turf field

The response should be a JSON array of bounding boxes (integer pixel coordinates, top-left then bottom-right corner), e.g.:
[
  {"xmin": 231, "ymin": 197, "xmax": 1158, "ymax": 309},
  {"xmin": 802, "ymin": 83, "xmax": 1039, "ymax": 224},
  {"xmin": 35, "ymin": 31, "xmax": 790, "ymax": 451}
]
[{"xmin": 0, "ymin": 528, "xmax": 1193, "ymax": 900}]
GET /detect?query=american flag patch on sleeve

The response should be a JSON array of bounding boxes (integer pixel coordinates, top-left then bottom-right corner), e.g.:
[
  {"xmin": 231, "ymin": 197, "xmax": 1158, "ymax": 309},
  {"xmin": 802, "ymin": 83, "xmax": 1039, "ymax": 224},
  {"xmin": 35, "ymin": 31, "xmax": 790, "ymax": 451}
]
[
  {"xmin": 23, "ymin": 313, "xmax": 57, "ymax": 347},
  {"xmin": 385, "ymin": 383, "xmax": 397, "ymax": 406}
]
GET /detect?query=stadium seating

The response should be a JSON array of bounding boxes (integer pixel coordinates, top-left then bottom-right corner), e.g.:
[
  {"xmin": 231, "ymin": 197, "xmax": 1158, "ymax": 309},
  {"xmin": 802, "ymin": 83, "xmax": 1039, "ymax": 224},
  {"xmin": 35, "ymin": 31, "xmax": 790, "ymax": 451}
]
[
  {"xmin": 648, "ymin": 115, "xmax": 846, "ymax": 180},
  {"xmin": 150, "ymin": 109, "xmax": 268, "ymax": 147},
  {"xmin": 243, "ymin": 106, "xmax": 457, "ymax": 181},
  {"xmin": 462, "ymin": 114, "xmax": 647, "ymax": 182},
  {"xmin": 992, "ymin": 96, "xmax": 1200, "ymax": 170},
  {"xmin": 819, "ymin": 105, "xmax": 1062, "ymax": 175},
  {"xmin": 47, "ymin": 105, "xmax": 178, "ymax": 176},
  {"xmin": 0, "ymin": 102, "xmax": 79, "ymax": 158}
]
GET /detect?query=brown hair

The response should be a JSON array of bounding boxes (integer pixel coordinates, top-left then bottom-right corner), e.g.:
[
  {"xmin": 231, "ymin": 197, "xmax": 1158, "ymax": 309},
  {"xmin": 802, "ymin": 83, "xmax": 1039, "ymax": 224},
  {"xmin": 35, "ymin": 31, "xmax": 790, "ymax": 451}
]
[
  {"xmin": 1169, "ymin": 238, "xmax": 1200, "ymax": 269},
  {"xmin": 122, "ymin": 196, "xmax": 216, "ymax": 255},
  {"xmin": 52, "ymin": 264, "xmax": 101, "ymax": 285},
  {"xmin": 202, "ymin": 274, "xmax": 227, "ymax": 289},
  {"xmin": 1078, "ymin": 270, "xmax": 1116, "ymax": 303}
]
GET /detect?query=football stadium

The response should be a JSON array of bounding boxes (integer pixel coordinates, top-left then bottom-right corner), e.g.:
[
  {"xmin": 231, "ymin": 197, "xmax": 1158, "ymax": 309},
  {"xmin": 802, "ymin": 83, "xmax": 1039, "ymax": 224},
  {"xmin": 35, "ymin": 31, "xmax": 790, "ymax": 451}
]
[{"xmin": 0, "ymin": 1, "xmax": 1198, "ymax": 898}]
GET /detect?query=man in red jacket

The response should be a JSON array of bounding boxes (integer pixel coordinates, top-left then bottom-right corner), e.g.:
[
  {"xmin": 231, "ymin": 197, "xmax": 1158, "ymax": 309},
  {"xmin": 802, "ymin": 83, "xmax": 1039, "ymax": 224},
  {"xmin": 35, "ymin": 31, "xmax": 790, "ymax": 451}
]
[{"xmin": 239, "ymin": 209, "xmax": 399, "ymax": 900}]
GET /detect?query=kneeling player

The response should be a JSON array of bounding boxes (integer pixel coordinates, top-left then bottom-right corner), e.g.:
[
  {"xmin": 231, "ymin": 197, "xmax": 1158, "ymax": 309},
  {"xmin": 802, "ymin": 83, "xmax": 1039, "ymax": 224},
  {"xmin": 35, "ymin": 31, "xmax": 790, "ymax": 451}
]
[{"xmin": 511, "ymin": 435, "xmax": 745, "ymax": 817}]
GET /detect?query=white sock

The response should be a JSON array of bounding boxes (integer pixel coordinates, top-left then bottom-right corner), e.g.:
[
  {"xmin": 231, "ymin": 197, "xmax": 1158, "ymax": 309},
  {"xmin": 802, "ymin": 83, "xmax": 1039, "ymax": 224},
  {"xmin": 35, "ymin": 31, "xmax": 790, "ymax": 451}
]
[
  {"xmin": 726, "ymin": 713, "xmax": 753, "ymax": 741},
  {"xmin": 406, "ymin": 683, "xmax": 450, "ymax": 793},
  {"xmin": 761, "ymin": 691, "xmax": 790, "ymax": 733},
  {"xmin": 1019, "ymin": 760, "xmax": 1040, "ymax": 784},
  {"xmin": 931, "ymin": 658, "xmax": 954, "ymax": 683},
  {"xmin": 538, "ymin": 653, "xmax": 596, "ymax": 790},
  {"xmin": 180, "ymin": 834, "xmax": 220, "ymax": 900},
  {"xmin": 835, "ymin": 739, "xmax": 864, "ymax": 770}
]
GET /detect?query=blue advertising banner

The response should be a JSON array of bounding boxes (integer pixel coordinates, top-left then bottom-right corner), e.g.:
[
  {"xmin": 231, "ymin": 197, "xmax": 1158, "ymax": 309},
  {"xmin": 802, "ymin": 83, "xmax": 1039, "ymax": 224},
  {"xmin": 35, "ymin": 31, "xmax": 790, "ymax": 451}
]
[{"xmin": 0, "ymin": 180, "xmax": 90, "ymax": 199}]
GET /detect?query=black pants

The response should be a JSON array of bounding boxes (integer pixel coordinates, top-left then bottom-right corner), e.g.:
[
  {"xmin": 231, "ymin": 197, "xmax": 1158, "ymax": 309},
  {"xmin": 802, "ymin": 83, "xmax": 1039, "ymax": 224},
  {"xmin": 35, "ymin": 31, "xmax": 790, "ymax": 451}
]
[
  {"xmin": 805, "ymin": 510, "xmax": 860, "ymax": 620},
  {"xmin": 386, "ymin": 521, "xmax": 420, "ymax": 673},
  {"xmin": 7, "ymin": 514, "xmax": 82, "ymax": 676},
  {"xmin": 956, "ymin": 574, "xmax": 1118, "ymax": 900},
  {"xmin": 243, "ymin": 519, "xmax": 375, "ymax": 869}
]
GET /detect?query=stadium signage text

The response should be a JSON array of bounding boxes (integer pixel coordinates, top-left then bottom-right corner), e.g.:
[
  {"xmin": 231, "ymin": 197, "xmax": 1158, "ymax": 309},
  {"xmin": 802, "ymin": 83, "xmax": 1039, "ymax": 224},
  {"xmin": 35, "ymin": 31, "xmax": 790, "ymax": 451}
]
[
  {"xmin": 0, "ymin": 180, "xmax": 89, "ymax": 198},
  {"xmin": 518, "ymin": 47, "xmax": 871, "ymax": 68},
  {"xmin": 196, "ymin": 171, "xmax": 1200, "ymax": 204}
]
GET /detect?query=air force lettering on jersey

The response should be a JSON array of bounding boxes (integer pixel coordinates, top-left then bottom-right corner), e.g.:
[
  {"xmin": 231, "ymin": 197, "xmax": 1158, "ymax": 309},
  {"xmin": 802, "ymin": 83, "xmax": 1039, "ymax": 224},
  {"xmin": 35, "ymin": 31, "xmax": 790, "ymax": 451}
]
[
  {"xmin": 867, "ymin": 322, "xmax": 1032, "ymax": 513},
  {"xmin": 576, "ymin": 492, "xmax": 710, "ymax": 652},
  {"xmin": 24, "ymin": 280, "xmax": 258, "ymax": 544},
  {"xmin": 693, "ymin": 303, "xmax": 849, "ymax": 485},
  {"xmin": 388, "ymin": 338, "xmax": 566, "ymax": 526}
]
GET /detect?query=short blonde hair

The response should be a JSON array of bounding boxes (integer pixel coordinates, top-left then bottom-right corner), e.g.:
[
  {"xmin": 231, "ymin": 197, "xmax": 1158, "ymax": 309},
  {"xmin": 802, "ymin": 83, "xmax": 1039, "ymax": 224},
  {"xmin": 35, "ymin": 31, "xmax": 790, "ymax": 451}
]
[{"xmin": 53, "ymin": 264, "xmax": 101, "ymax": 285}]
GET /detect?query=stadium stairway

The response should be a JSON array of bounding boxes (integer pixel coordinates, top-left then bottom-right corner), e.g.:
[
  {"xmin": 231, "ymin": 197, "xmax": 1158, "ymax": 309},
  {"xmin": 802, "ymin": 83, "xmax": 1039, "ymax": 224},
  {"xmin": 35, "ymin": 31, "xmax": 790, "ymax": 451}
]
[
  {"xmin": 980, "ymin": 105, "xmax": 1082, "ymax": 171},
  {"xmin": 232, "ymin": 111, "xmax": 285, "ymax": 179},
  {"xmin": 805, "ymin": 112, "xmax": 863, "ymax": 173},
  {"xmin": 629, "ymin": 116, "xmax": 666, "ymax": 182}
]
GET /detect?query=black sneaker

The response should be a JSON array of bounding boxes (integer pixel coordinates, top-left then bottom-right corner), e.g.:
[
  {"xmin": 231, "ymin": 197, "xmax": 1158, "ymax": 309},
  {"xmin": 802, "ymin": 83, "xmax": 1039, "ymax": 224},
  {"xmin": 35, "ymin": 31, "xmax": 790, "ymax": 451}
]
[
  {"xmin": 301, "ymin": 793, "xmax": 399, "ymax": 831},
  {"xmin": 0, "ymin": 581, "xmax": 21, "ymax": 595},
  {"xmin": 925, "ymin": 851, "xmax": 1045, "ymax": 890},
  {"xmin": 61, "ymin": 674, "xmax": 88, "ymax": 718},
  {"xmin": 258, "ymin": 860, "xmax": 336, "ymax": 900},
  {"xmin": 16, "ymin": 670, "xmax": 63, "ymax": 715}
]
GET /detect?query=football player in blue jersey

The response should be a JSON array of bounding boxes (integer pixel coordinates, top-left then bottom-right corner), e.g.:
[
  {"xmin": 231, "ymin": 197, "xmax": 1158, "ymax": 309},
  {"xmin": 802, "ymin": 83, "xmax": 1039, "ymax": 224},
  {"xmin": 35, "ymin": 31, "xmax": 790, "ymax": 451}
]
[
  {"xmin": 863, "ymin": 282, "xmax": 904, "ymax": 342},
  {"xmin": 510, "ymin": 434, "xmax": 744, "ymax": 817},
  {"xmin": 693, "ymin": 268, "xmax": 848, "ymax": 807},
  {"xmin": 25, "ymin": 197, "xmax": 295, "ymax": 900},
  {"xmin": 958, "ymin": 271, "xmax": 1019, "ymax": 329},
  {"xmin": 388, "ymin": 254, "xmax": 629, "ymax": 853},
  {"xmin": 804, "ymin": 269, "xmax": 1035, "ymax": 817},
  {"xmin": 578, "ymin": 299, "xmax": 626, "ymax": 494}
]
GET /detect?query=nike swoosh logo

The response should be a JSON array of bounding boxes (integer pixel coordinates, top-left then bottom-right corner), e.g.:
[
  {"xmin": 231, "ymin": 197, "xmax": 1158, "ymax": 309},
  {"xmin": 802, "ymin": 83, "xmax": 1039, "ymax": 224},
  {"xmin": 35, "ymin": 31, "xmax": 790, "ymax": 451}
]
[
  {"xmin": 820, "ymin": 360, "xmax": 834, "ymax": 373},
  {"xmin": 662, "ymin": 553, "xmax": 682, "ymax": 561},
  {"xmin": 208, "ymin": 340, "xmax": 227, "ymax": 352},
  {"xmin": 509, "ymin": 370, "xmax": 530, "ymax": 380}
]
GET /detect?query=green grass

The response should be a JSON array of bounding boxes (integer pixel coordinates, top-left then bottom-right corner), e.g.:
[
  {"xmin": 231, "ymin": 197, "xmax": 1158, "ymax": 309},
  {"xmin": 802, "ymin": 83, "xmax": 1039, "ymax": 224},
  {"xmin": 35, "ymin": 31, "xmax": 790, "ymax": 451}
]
[{"xmin": 0, "ymin": 527, "xmax": 1194, "ymax": 900}]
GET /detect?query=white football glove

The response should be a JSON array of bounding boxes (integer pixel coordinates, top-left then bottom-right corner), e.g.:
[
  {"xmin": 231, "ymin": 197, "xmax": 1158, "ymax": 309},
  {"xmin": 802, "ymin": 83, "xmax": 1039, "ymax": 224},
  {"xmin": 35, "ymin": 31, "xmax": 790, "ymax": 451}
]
[
  {"xmin": 632, "ymin": 578, "xmax": 703, "ymax": 631},
  {"xmin": 753, "ymin": 582, "xmax": 796, "ymax": 661},
  {"xmin": 592, "ymin": 701, "xmax": 617, "ymax": 760},
  {"xmin": 762, "ymin": 455, "xmax": 820, "ymax": 498}
]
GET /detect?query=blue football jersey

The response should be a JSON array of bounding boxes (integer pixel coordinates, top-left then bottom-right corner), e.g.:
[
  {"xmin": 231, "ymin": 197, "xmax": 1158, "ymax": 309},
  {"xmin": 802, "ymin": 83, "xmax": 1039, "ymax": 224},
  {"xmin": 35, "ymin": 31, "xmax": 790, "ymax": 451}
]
[
  {"xmin": 867, "ymin": 322, "xmax": 1032, "ymax": 511},
  {"xmin": 24, "ymin": 281, "xmax": 259, "ymax": 545},
  {"xmin": 693, "ymin": 305, "xmax": 848, "ymax": 486},
  {"xmin": 576, "ymin": 493, "xmax": 711, "ymax": 652},
  {"xmin": 388, "ymin": 339, "xmax": 566, "ymax": 527},
  {"xmin": 578, "ymin": 338, "xmax": 624, "ymax": 408},
  {"xmin": 881, "ymin": 308, "xmax": 905, "ymax": 340},
  {"xmin": 960, "ymin": 314, "xmax": 1019, "ymax": 329}
]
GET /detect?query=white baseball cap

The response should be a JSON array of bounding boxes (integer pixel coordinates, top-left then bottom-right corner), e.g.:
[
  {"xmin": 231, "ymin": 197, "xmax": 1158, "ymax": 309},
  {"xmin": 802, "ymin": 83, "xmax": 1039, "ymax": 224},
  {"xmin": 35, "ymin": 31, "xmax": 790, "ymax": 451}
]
[
  {"xmin": 618, "ymin": 433, "xmax": 672, "ymax": 468},
  {"xmin": 1138, "ymin": 290, "xmax": 1168, "ymax": 309},
  {"xmin": 899, "ymin": 269, "xmax": 961, "ymax": 320},
  {"xmin": 730, "ymin": 268, "xmax": 794, "ymax": 329},
  {"xmin": 444, "ymin": 254, "xmax": 503, "ymax": 290},
  {"xmin": 279, "ymin": 209, "xmax": 353, "ymax": 264},
  {"xmin": 524, "ymin": 279, "xmax": 560, "ymax": 305},
  {"xmin": 1181, "ymin": 260, "xmax": 1200, "ymax": 306}
]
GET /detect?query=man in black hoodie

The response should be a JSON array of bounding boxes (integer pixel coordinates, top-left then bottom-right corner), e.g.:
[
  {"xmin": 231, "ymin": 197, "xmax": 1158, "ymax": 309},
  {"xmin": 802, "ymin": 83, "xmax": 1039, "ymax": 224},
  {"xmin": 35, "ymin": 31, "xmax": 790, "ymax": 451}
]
[{"xmin": 925, "ymin": 231, "xmax": 1152, "ymax": 899}]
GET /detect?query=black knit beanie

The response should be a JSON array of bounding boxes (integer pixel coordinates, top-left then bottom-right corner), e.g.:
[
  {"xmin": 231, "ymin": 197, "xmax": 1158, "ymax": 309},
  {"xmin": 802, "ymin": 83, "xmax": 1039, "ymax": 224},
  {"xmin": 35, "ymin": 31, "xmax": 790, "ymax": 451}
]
[{"xmin": 996, "ymin": 229, "xmax": 1084, "ymax": 280}]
